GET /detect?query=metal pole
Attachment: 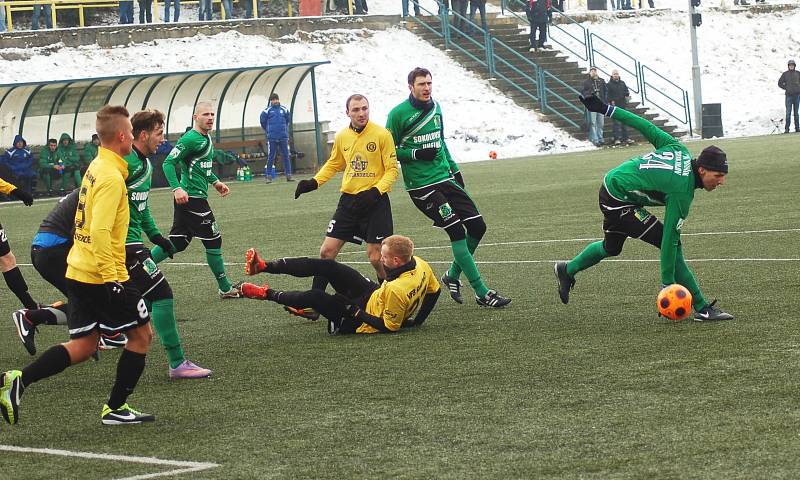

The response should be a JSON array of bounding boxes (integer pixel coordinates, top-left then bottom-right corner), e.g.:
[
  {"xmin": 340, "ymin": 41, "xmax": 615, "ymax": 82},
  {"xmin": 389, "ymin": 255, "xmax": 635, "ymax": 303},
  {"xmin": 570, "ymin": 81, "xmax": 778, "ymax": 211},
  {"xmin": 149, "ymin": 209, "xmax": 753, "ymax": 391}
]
[{"xmin": 689, "ymin": 0, "xmax": 702, "ymax": 137}]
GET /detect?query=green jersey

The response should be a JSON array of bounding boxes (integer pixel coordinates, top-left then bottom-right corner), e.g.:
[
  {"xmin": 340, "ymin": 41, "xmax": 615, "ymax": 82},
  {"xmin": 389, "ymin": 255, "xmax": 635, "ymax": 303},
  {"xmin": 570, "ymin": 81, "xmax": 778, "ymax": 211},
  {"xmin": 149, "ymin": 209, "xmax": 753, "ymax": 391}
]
[
  {"xmin": 124, "ymin": 148, "xmax": 161, "ymax": 245},
  {"xmin": 163, "ymin": 129, "xmax": 219, "ymax": 199},
  {"xmin": 604, "ymin": 108, "xmax": 697, "ymax": 285},
  {"xmin": 386, "ymin": 98, "xmax": 460, "ymax": 190}
]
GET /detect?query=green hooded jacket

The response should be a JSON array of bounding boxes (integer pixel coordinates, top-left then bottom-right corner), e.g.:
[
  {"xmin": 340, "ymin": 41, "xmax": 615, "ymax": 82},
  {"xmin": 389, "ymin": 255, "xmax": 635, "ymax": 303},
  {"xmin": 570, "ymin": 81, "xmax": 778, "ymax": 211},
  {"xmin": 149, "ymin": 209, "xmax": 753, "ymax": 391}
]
[{"xmin": 56, "ymin": 133, "xmax": 80, "ymax": 169}]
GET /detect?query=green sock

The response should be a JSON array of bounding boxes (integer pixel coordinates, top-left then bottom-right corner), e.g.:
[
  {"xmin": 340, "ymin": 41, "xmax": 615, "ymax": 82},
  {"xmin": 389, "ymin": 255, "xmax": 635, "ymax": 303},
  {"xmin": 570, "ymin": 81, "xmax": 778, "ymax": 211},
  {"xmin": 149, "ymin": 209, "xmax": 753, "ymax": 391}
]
[
  {"xmin": 451, "ymin": 239, "xmax": 488, "ymax": 297},
  {"xmin": 674, "ymin": 247, "xmax": 707, "ymax": 310},
  {"xmin": 151, "ymin": 298, "xmax": 185, "ymax": 369},
  {"xmin": 150, "ymin": 245, "xmax": 170, "ymax": 264},
  {"xmin": 566, "ymin": 241, "xmax": 609, "ymax": 277},
  {"xmin": 206, "ymin": 248, "xmax": 232, "ymax": 292},
  {"xmin": 447, "ymin": 234, "xmax": 481, "ymax": 279}
]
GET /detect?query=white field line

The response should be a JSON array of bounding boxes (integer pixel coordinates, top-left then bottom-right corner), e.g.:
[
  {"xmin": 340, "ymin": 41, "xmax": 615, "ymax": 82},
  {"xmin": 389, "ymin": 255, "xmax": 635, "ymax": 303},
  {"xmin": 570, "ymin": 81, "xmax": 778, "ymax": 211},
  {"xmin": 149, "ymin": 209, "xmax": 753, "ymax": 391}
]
[{"xmin": 0, "ymin": 445, "xmax": 219, "ymax": 480}]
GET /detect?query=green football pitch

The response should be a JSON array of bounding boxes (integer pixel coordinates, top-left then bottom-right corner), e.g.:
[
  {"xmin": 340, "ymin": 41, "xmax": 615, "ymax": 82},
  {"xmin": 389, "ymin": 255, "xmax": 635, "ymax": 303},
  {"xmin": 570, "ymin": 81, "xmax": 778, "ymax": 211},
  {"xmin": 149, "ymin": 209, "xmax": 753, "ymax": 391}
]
[{"xmin": 0, "ymin": 133, "xmax": 798, "ymax": 479}]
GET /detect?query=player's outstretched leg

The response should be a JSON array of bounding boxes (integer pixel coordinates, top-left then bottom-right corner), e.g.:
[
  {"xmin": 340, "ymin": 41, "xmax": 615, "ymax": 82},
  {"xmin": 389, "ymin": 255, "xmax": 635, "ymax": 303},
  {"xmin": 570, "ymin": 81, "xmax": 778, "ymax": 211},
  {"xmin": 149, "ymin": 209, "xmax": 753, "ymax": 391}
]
[
  {"xmin": 12, "ymin": 310, "xmax": 37, "ymax": 356},
  {"xmin": 553, "ymin": 262, "xmax": 575, "ymax": 305},
  {"xmin": 203, "ymin": 239, "xmax": 240, "ymax": 299},
  {"xmin": 0, "ymin": 370, "xmax": 23, "ymax": 425},
  {"xmin": 245, "ymin": 248, "xmax": 267, "ymax": 276}
]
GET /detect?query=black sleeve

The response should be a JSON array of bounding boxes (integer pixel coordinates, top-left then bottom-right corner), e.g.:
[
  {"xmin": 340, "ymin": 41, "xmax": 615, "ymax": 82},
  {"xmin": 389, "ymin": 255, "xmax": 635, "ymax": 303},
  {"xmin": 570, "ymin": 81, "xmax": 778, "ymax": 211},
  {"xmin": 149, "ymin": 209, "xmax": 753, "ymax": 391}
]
[
  {"xmin": 353, "ymin": 308, "xmax": 391, "ymax": 333},
  {"xmin": 411, "ymin": 290, "xmax": 441, "ymax": 327}
]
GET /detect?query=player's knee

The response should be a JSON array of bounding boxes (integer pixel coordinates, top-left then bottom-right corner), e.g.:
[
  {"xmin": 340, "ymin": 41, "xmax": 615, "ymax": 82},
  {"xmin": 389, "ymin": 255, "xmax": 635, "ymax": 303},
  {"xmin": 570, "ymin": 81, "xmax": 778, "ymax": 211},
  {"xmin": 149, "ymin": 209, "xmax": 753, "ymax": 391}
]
[
  {"xmin": 170, "ymin": 236, "xmax": 190, "ymax": 253},
  {"xmin": 319, "ymin": 245, "xmax": 338, "ymax": 260},
  {"xmin": 125, "ymin": 325, "xmax": 153, "ymax": 352},
  {"xmin": 444, "ymin": 223, "xmax": 467, "ymax": 242},
  {"xmin": 464, "ymin": 217, "xmax": 487, "ymax": 241},
  {"xmin": 201, "ymin": 237, "xmax": 222, "ymax": 250},
  {"xmin": 0, "ymin": 252, "xmax": 18, "ymax": 271},
  {"xmin": 602, "ymin": 238, "xmax": 623, "ymax": 257},
  {"xmin": 64, "ymin": 334, "xmax": 100, "ymax": 363}
]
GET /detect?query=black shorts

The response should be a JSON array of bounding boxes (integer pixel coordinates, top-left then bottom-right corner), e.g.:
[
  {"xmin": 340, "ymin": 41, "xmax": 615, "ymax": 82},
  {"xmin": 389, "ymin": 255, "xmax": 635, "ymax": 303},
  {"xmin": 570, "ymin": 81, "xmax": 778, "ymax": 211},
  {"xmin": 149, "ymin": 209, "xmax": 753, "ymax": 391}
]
[
  {"xmin": 31, "ymin": 243, "xmax": 70, "ymax": 297},
  {"xmin": 169, "ymin": 197, "xmax": 220, "ymax": 242},
  {"xmin": 326, "ymin": 193, "xmax": 393, "ymax": 245},
  {"xmin": 125, "ymin": 245, "xmax": 172, "ymax": 301},
  {"xmin": 408, "ymin": 180, "xmax": 481, "ymax": 229},
  {"xmin": 599, "ymin": 185, "xmax": 662, "ymax": 245},
  {"xmin": 0, "ymin": 222, "xmax": 10, "ymax": 257},
  {"xmin": 65, "ymin": 279, "xmax": 150, "ymax": 339}
]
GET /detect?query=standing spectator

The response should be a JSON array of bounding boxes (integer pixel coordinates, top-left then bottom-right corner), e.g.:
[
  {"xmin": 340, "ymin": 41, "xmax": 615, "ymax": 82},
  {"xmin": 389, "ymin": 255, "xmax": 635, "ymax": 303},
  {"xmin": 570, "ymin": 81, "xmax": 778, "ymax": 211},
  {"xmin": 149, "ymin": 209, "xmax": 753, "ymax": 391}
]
[
  {"xmin": 164, "ymin": 0, "xmax": 180, "ymax": 21},
  {"xmin": 402, "ymin": 0, "xmax": 420, "ymax": 17},
  {"xmin": 139, "ymin": 0, "xmax": 153, "ymax": 22},
  {"xmin": 527, "ymin": 0, "xmax": 551, "ymax": 52},
  {"xmin": 581, "ymin": 67, "xmax": 607, "ymax": 146},
  {"xmin": 56, "ymin": 133, "xmax": 82, "ymax": 192},
  {"xmin": 467, "ymin": 0, "xmax": 487, "ymax": 34},
  {"xmin": 31, "ymin": 3, "xmax": 53, "ymax": 30},
  {"xmin": 0, "ymin": 3, "xmax": 6, "ymax": 32},
  {"xmin": 1, "ymin": 135, "xmax": 36, "ymax": 195},
  {"xmin": 452, "ymin": 0, "xmax": 467, "ymax": 33},
  {"xmin": 778, "ymin": 59, "xmax": 800, "ymax": 133},
  {"xmin": 353, "ymin": 0, "xmax": 368, "ymax": 14},
  {"xmin": 119, "ymin": 0, "xmax": 134, "ymax": 23},
  {"xmin": 38, "ymin": 139, "xmax": 58, "ymax": 196},
  {"xmin": 551, "ymin": 0, "xmax": 563, "ymax": 11},
  {"xmin": 221, "ymin": 0, "xmax": 233, "ymax": 18},
  {"xmin": 259, "ymin": 93, "xmax": 293, "ymax": 183},
  {"xmin": 198, "ymin": 0, "xmax": 212, "ymax": 20},
  {"xmin": 606, "ymin": 69, "xmax": 633, "ymax": 145},
  {"xmin": 82, "ymin": 134, "xmax": 100, "ymax": 167}
]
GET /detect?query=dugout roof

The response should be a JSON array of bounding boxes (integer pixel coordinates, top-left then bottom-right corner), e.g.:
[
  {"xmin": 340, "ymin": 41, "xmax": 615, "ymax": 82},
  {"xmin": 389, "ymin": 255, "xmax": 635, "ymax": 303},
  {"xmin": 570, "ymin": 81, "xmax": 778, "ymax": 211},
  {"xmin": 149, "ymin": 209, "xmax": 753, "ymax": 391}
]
[{"xmin": 0, "ymin": 62, "xmax": 329, "ymax": 154}]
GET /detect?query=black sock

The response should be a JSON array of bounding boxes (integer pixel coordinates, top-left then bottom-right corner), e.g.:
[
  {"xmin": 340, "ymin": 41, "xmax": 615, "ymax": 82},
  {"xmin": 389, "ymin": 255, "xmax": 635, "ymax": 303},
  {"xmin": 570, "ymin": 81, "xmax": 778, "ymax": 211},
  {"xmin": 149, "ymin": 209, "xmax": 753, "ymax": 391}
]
[
  {"xmin": 266, "ymin": 289, "xmax": 282, "ymax": 302},
  {"xmin": 26, "ymin": 304, "xmax": 68, "ymax": 326},
  {"xmin": 107, "ymin": 350, "xmax": 146, "ymax": 410},
  {"xmin": 21, "ymin": 344, "xmax": 71, "ymax": 387},
  {"xmin": 4, "ymin": 267, "xmax": 38, "ymax": 309}
]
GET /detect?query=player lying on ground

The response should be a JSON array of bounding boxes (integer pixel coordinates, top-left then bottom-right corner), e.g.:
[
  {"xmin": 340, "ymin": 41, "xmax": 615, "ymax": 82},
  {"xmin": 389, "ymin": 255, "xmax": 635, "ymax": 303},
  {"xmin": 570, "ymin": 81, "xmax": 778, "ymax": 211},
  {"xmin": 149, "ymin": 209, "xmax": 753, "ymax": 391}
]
[
  {"xmin": 554, "ymin": 94, "xmax": 734, "ymax": 321},
  {"xmin": 240, "ymin": 235, "xmax": 441, "ymax": 335}
]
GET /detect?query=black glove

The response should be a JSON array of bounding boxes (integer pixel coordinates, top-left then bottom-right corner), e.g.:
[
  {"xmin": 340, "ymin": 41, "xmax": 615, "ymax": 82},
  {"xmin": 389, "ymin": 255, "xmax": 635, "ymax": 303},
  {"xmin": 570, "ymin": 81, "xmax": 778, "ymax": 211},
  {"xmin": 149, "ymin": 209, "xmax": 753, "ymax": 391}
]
[
  {"xmin": 104, "ymin": 281, "xmax": 126, "ymax": 306},
  {"xmin": 150, "ymin": 234, "xmax": 175, "ymax": 258},
  {"xmin": 412, "ymin": 147, "xmax": 438, "ymax": 161},
  {"xmin": 453, "ymin": 171, "xmax": 465, "ymax": 189},
  {"xmin": 578, "ymin": 95, "xmax": 613, "ymax": 116},
  {"xmin": 352, "ymin": 187, "xmax": 381, "ymax": 212},
  {"xmin": 9, "ymin": 188, "xmax": 33, "ymax": 206},
  {"xmin": 294, "ymin": 178, "xmax": 318, "ymax": 199}
]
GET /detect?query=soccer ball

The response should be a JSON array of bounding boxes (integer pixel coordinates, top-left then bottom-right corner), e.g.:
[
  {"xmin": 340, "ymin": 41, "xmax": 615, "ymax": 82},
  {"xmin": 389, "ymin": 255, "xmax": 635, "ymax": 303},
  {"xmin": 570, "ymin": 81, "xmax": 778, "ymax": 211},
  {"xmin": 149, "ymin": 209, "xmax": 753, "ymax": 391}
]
[
  {"xmin": 657, "ymin": 284, "xmax": 693, "ymax": 321},
  {"xmin": 488, "ymin": 150, "xmax": 498, "ymax": 159}
]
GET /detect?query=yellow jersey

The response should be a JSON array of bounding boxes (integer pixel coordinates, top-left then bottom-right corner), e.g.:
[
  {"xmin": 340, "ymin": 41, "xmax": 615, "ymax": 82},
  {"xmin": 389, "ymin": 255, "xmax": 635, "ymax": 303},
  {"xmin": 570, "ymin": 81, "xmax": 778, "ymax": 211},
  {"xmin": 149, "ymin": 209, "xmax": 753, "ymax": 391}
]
[
  {"xmin": 66, "ymin": 146, "xmax": 130, "ymax": 285},
  {"xmin": 357, "ymin": 256, "xmax": 441, "ymax": 334},
  {"xmin": 314, "ymin": 120, "xmax": 399, "ymax": 195},
  {"xmin": 0, "ymin": 177, "xmax": 17, "ymax": 195}
]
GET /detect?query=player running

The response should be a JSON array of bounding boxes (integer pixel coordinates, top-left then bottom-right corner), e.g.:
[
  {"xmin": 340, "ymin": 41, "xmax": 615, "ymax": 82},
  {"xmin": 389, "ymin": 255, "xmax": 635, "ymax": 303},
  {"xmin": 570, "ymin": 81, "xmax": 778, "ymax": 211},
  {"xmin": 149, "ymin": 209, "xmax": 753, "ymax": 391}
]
[
  {"xmin": 554, "ymin": 95, "xmax": 734, "ymax": 321},
  {"xmin": 0, "ymin": 176, "xmax": 37, "ymax": 312},
  {"xmin": 239, "ymin": 235, "xmax": 441, "ymax": 335},
  {"xmin": 386, "ymin": 67, "xmax": 510, "ymax": 308}
]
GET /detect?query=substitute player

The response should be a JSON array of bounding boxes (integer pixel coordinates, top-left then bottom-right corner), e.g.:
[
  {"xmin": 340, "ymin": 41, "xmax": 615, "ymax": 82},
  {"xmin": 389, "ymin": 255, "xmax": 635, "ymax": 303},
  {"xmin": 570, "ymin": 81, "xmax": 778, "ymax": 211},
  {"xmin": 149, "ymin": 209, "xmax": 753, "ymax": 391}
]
[
  {"xmin": 0, "ymin": 176, "xmax": 37, "ymax": 311},
  {"xmin": 240, "ymin": 235, "xmax": 440, "ymax": 335},
  {"xmin": 554, "ymin": 95, "xmax": 734, "ymax": 321},
  {"xmin": 292, "ymin": 94, "xmax": 398, "ymax": 319},
  {"xmin": 1, "ymin": 105, "xmax": 155, "ymax": 426},
  {"xmin": 150, "ymin": 101, "xmax": 240, "ymax": 299},
  {"xmin": 386, "ymin": 67, "xmax": 510, "ymax": 308}
]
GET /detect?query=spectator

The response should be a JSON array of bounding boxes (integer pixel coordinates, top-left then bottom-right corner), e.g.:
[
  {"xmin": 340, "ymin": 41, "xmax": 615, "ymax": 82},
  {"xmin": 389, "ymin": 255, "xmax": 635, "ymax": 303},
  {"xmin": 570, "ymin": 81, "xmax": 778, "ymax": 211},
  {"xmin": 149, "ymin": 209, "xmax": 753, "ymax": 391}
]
[
  {"xmin": 452, "ymin": 0, "xmax": 467, "ymax": 33},
  {"xmin": 527, "ymin": 0, "xmax": 551, "ymax": 52},
  {"xmin": 82, "ymin": 134, "xmax": 100, "ymax": 166},
  {"xmin": 243, "ymin": 0, "xmax": 260, "ymax": 18},
  {"xmin": 139, "ymin": 0, "xmax": 153, "ymax": 22},
  {"xmin": 581, "ymin": 66, "xmax": 607, "ymax": 146},
  {"xmin": 402, "ymin": 0, "xmax": 420, "ymax": 16},
  {"xmin": 55, "ymin": 133, "xmax": 81, "ymax": 192},
  {"xmin": 0, "ymin": 4, "xmax": 6, "ymax": 32},
  {"xmin": 607, "ymin": 69, "xmax": 633, "ymax": 145},
  {"xmin": 164, "ymin": 0, "xmax": 180, "ymax": 22},
  {"xmin": 353, "ymin": 0, "xmax": 368, "ymax": 14},
  {"xmin": 1, "ymin": 135, "xmax": 36, "ymax": 195},
  {"xmin": 778, "ymin": 59, "xmax": 800, "ymax": 133},
  {"xmin": 31, "ymin": 3, "xmax": 53, "ymax": 30},
  {"xmin": 468, "ymin": 0, "xmax": 487, "ymax": 34},
  {"xmin": 221, "ymin": 0, "xmax": 233, "ymax": 18},
  {"xmin": 119, "ymin": 0, "xmax": 134, "ymax": 23},
  {"xmin": 259, "ymin": 93, "xmax": 293, "ymax": 183},
  {"xmin": 198, "ymin": 0, "xmax": 212, "ymax": 20},
  {"xmin": 639, "ymin": 0, "xmax": 654, "ymax": 7},
  {"xmin": 37, "ymin": 139, "xmax": 58, "ymax": 196}
]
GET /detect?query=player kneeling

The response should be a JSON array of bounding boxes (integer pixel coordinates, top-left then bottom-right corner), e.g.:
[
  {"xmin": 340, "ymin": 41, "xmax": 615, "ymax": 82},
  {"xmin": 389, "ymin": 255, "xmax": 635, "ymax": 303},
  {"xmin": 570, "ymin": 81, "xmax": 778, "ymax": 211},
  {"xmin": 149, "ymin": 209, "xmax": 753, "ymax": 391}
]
[{"xmin": 240, "ymin": 235, "xmax": 440, "ymax": 334}]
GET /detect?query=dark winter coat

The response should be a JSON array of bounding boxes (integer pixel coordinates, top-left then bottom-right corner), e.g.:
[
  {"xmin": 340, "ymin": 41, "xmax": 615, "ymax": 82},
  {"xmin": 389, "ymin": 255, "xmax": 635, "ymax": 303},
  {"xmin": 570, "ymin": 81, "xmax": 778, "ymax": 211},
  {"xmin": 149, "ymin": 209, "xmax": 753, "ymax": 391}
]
[
  {"xmin": 259, "ymin": 104, "xmax": 291, "ymax": 140},
  {"xmin": 1, "ymin": 134, "xmax": 35, "ymax": 178},
  {"xmin": 527, "ymin": 0, "xmax": 551, "ymax": 23},
  {"xmin": 606, "ymin": 78, "xmax": 630, "ymax": 106},
  {"xmin": 581, "ymin": 76, "xmax": 607, "ymax": 102},
  {"xmin": 778, "ymin": 69, "xmax": 800, "ymax": 96}
]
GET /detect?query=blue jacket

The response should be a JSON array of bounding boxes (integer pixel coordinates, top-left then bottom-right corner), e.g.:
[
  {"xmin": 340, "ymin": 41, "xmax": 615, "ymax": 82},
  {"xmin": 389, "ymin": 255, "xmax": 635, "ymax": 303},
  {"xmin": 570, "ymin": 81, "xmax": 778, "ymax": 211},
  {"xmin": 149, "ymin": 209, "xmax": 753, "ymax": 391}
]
[
  {"xmin": 1, "ymin": 134, "xmax": 35, "ymax": 178},
  {"xmin": 259, "ymin": 104, "xmax": 291, "ymax": 140}
]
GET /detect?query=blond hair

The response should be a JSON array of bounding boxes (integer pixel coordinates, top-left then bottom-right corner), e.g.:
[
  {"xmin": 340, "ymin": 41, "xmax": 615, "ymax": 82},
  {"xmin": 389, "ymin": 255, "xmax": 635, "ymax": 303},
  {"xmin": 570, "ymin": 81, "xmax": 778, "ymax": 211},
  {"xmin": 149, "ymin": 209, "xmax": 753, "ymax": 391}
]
[
  {"xmin": 96, "ymin": 105, "xmax": 130, "ymax": 144},
  {"xmin": 382, "ymin": 235, "xmax": 414, "ymax": 262}
]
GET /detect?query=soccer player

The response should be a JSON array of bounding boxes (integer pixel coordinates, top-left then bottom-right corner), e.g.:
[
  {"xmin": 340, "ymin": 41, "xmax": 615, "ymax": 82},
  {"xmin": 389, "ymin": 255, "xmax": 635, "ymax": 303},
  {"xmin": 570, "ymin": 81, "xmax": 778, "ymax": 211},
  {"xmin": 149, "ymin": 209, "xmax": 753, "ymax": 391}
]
[
  {"xmin": 294, "ymin": 94, "xmax": 399, "ymax": 306},
  {"xmin": 150, "ymin": 101, "xmax": 241, "ymax": 299},
  {"xmin": 0, "ymin": 105, "xmax": 155, "ymax": 426},
  {"xmin": 123, "ymin": 109, "xmax": 211, "ymax": 378},
  {"xmin": 385, "ymin": 67, "xmax": 511, "ymax": 308},
  {"xmin": 0, "ymin": 176, "xmax": 37, "ymax": 311},
  {"xmin": 554, "ymin": 95, "xmax": 734, "ymax": 321},
  {"xmin": 240, "ymin": 235, "xmax": 441, "ymax": 335}
]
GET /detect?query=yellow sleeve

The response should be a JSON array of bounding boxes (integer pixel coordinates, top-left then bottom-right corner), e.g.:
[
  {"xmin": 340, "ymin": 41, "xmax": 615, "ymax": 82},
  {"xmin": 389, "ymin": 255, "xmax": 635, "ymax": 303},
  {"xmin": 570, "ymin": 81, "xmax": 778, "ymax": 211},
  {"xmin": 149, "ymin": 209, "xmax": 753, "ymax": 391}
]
[
  {"xmin": 0, "ymin": 177, "xmax": 17, "ymax": 195},
  {"xmin": 313, "ymin": 134, "xmax": 346, "ymax": 188},
  {"xmin": 90, "ymin": 178, "xmax": 124, "ymax": 283},
  {"xmin": 374, "ymin": 129, "xmax": 399, "ymax": 194},
  {"xmin": 381, "ymin": 288, "xmax": 407, "ymax": 332}
]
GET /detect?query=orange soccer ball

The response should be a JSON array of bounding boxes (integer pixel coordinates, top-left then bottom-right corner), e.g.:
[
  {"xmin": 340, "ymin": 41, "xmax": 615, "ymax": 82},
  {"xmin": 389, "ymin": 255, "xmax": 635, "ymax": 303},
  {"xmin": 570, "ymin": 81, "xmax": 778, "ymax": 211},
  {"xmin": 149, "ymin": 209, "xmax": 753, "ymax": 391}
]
[
  {"xmin": 657, "ymin": 284, "xmax": 693, "ymax": 321},
  {"xmin": 488, "ymin": 150, "xmax": 498, "ymax": 159}
]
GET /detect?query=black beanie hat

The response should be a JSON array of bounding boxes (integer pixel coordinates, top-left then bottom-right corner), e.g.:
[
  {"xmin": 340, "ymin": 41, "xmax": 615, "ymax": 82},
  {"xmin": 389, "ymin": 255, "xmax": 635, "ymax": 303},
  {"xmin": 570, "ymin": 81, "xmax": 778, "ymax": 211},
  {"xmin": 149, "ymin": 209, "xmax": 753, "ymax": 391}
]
[
  {"xmin": 269, "ymin": 93, "xmax": 279, "ymax": 101},
  {"xmin": 696, "ymin": 145, "xmax": 728, "ymax": 173}
]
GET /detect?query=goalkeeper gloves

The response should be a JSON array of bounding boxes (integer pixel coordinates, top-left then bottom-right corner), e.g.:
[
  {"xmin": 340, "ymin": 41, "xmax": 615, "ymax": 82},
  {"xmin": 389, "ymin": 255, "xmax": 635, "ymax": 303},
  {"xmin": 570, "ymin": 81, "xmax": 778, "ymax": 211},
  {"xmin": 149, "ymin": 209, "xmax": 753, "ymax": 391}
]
[
  {"xmin": 412, "ymin": 147, "xmax": 438, "ymax": 161},
  {"xmin": 9, "ymin": 188, "xmax": 33, "ymax": 206},
  {"xmin": 578, "ymin": 95, "xmax": 615, "ymax": 117},
  {"xmin": 150, "ymin": 234, "xmax": 175, "ymax": 258},
  {"xmin": 352, "ymin": 187, "xmax": 381, "ymax": 212},
  {"xmin": 294, "ymin": 178, "xmax": 318, "ymax": 199}
]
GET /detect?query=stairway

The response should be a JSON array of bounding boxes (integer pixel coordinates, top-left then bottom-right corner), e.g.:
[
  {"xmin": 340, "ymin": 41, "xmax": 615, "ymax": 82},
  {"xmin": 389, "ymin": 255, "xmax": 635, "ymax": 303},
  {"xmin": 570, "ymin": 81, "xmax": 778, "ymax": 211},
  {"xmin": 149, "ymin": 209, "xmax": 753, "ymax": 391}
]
[{"xmin": 405, "ymin": 13, "xmax": 683, "ymax": 143}]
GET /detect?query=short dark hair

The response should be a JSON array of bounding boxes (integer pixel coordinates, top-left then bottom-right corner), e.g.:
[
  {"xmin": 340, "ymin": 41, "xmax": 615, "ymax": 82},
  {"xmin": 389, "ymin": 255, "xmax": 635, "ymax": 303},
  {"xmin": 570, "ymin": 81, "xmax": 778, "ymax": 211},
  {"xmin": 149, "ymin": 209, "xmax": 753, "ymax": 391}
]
[
  {"xmin": 269, "ymin": 93, "xmax": 279, "ymax": 101},
  {"xmin": 407, "ymin": 67, "xmax": 432, "ymax": 86},
  {"xmin": 131, "ymin": 109, "xmax": 165, "ymax": 138},
  {"xmin": 345, "ymin": 94, "xmax": 368, "ymax": 111},
  {"xmin": 48, "ymin": 138, "xmax": 57, "ymax": 144}
]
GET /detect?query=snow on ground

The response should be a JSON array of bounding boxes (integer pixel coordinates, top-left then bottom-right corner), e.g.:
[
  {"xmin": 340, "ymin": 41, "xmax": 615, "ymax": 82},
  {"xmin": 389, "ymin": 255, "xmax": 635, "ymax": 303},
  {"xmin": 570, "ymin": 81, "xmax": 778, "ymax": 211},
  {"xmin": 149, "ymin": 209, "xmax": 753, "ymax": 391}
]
[{"xmin": 0, "ymin": 1, "xmax": 797, "ymax": 161}]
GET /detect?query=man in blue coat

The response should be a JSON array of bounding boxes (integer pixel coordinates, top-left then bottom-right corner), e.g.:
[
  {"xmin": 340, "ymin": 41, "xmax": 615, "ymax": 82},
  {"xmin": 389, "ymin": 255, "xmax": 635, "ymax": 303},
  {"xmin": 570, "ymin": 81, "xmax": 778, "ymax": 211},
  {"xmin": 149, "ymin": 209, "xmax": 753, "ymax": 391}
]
[
  {"xmin": 1, "ymin": 135, "xmax": 36, "ymax": 195},
  {"xmin": 259, "ymin": 93, "xmax": 293, "ymax": 183}
]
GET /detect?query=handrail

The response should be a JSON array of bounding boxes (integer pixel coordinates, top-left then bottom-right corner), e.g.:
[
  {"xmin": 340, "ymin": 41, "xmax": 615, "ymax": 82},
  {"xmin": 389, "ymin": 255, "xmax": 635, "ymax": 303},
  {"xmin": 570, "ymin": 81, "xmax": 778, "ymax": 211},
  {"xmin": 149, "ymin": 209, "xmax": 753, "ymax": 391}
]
[
  {"xmin": 587, "ymin": 31, "xmax": 639, "ymax": 94},
  {"xmin": 639, "ymin": 63, "xmax": 691, "ymax": 127}
]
